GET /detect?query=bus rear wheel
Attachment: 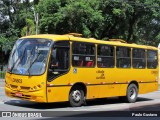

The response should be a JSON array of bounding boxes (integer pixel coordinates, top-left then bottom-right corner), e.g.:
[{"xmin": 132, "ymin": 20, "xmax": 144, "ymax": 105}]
[
  {"xmin": 126, "ymin": 84, "xmax": 138, "ymax": 103},
  {"xmin": 69, "ymin": 86, "xmax": 84, "ymax": 107}
]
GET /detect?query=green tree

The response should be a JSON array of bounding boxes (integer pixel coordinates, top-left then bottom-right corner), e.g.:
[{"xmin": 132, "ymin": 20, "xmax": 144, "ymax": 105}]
[
  {"xmin": 21, "ymin": 18, "xmax": 36, "ymax": 36},
  {"xmin": 36, "ymin": 0, "xmax": 160, "ymax": 45},
  {"xmin": 37, "ymin": 0, "xmax": 104, "ymax": 38},
  {"xmin": 0, "ymin": 0, "xmax": 36, "ymax": 64},
  {"xmin": 0, "ymin": 0, "xmax": 160, "ymax": 49}
]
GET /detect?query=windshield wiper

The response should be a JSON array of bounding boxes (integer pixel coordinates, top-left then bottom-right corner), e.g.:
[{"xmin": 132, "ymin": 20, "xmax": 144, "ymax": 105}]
[
  {"xmin": 27, "ymin": 51, "xmax": 42, "ymax": 76},
  {"xmin": 10, "ymin": 48, "xmax": 26, "ymax": 73}
]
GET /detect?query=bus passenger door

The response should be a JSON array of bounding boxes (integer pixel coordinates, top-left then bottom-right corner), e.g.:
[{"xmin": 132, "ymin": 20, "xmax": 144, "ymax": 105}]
[{"xmin": 47, "ymin": 41, "xmax": 71, "ymax": 102}]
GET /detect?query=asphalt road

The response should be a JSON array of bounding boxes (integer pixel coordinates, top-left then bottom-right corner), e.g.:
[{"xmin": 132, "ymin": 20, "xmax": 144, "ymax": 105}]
[{"xmin": 0, "ymin": 80, "xmax": 160, "ymax": 119}]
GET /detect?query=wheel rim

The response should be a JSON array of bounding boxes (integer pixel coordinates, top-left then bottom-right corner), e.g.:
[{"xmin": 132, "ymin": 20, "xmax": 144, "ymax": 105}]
[
  {"xmin": 129, "ymin": 87, "xmax": 136, "ymax": 99},
  {"xmin": 71, "ymin": 90, "xmax": 81, "ymax": 102}
]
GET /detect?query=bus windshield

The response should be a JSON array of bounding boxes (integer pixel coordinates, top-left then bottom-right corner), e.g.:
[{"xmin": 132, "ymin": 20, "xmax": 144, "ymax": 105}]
[{"xmin": 8, "ymin": 38, "xmax": 52, "ymax": 75}]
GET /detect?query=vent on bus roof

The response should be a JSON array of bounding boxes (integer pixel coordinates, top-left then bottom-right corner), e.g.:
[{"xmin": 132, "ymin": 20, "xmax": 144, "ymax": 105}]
[
  {"xmin": 109, "ymin": 39, "xmax": 126, "ymax": 43},
  {"xmin": 67, "ymin": 33, "xmax": 82, "ymax": 37}
]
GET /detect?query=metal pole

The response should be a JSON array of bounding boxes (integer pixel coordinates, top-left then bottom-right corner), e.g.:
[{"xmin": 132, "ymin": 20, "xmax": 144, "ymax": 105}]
[{"xmin": 34, "ymin": 11, "xmax": 39, "ymax": 35}]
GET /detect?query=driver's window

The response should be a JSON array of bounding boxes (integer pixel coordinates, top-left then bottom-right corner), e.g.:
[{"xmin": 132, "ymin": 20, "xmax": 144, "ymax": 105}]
[{"xmin": 48, "ymin": 41, "xmax": 70, "ymax": 81}]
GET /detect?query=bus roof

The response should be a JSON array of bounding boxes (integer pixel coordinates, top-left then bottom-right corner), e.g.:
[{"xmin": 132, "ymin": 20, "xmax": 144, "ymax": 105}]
[{"xmin": 21, "ymin": 34, "xmax": 157, "ymax": 50}]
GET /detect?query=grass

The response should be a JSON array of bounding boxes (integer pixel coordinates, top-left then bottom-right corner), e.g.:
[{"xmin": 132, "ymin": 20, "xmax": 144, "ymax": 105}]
[{"xmin": 0, "ymin": 71, "xmax": 5, "ymax": 79}]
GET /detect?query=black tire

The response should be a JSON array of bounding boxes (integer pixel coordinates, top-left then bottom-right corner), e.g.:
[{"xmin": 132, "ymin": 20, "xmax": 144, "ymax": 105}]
[
  {"xmin": 125, "ymin": 84, "xmax": 138, "ymax": 103},
  {"xmin": 69, "ymin": 86, "xmax": 85, "ymax": 107}
]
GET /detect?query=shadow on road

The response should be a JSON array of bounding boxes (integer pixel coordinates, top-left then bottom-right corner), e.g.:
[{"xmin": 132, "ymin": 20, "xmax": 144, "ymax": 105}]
[
  {"xmin": 27, "ymin": 104, "xmax": 160, "ymax": 119},
  {"xmin": 32, "ymin": 103, "xmax": 160, "ymax": 119},
  {"xmin": 4, "ymin": 100, "xmax": 69, "ymax": 109},
  {"xmin": 4, "ymin": 97, "xmax": 153, "ymax": 110}
]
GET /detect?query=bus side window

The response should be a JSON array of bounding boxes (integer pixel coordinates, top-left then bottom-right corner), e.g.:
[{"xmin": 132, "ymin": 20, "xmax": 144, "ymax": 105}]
[
  {"xmin": 97, "ymin": 45, "xmax": 114, "ymax": 68},
  {"xmin": 132, "ymin": 49, "xmax": 146, "ymax": 69},
  {"xmin": 78, "ymin": 59, "xmax": 83, "ymax": 66},
  {"xmin": 72, "ymin": 42, "xmax": 95, "ymax": 67},
  {"xmin": 86, "ymin": 61, "xmax": 94, "ymax": 67},
  {"xmin": 116, "ymin": 47, "xmax": 131, "ymax": 68},
  {"xmin": 147, "ymin": 50, "xmax": 158, "ymax": 69}
]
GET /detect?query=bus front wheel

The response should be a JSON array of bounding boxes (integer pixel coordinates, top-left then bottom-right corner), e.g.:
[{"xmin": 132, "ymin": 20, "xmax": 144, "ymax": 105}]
[
  {"xmin": 126, "ymin": 84, "xmax": 138, "ymax": 103},
  {"xmin": 69, "ymin": 86, "xmax": 84, "ymax": 107}
]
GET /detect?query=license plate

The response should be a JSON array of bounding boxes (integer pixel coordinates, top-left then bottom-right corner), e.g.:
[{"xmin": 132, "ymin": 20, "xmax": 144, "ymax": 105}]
[{"xmin": 15, "ymin": 93, "xmax": 23, "ymax": 97}]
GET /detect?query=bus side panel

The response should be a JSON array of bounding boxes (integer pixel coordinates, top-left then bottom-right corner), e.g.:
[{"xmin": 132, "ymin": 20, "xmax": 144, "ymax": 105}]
[
  {"xmin": 46, "ymin": 71, "xmax": 72, "ymax": 102},
  {"xmin": 70, "ymin": 68, "xmax": 100, "ymax": 99},
  {"xmin": 47, "ymin": 87, "xmax": 71, "ymax": 102},
  {"xmin": 99, "ymin": 84, "xmax": 121, "ymax": 98},
  {"xmin": 119, "ymin": 84, "xmax": 128, "ymax": 96},
  {"xmin": 139, "ymin": 82, "xmax": 158, "ymax": 94},
  {"xmin": 138, "ymin": 68, "xmax": 158, "ymax": 94},
  {"xmin": 87, "ymin": 86, "xmax": 100, "ymax": 99},
  {"xmin": 97, "ymin": 68, "xmax": 133, "ymax": 98}
]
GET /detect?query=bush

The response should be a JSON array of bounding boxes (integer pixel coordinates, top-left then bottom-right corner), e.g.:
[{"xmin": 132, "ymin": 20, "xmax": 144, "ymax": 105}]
[{"xmin": 0, "ymin": 71, "xmax": 5, "ymax": 79}]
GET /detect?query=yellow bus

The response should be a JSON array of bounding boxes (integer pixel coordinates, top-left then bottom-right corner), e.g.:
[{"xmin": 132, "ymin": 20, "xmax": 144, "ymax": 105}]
[{"xmin": 5, "ymin": 33, "xmax": 159, "ymax": 107}]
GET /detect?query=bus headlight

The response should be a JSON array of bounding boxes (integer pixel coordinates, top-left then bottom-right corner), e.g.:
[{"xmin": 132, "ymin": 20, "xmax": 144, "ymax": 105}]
[
  {"xmin": 32, "ymin": 84, "xmax": 43, "ymax": 90},
  {"xmin": 37, "ymin": 84, "xmax": 42, "ymax": 88},
  {"xmin": 33, "ymin": 86, "xmax": 37, "ymax": 90}
]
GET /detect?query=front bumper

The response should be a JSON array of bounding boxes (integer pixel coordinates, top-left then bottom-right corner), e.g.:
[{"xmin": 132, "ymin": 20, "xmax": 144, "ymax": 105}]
[{"xmin": 5, "ymin": 86, "xmax": 47, "ymax": 103}]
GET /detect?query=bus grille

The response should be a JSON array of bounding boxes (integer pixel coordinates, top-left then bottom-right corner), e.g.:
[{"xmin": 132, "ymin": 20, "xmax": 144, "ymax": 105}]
[
  {"xmin": 10, "ymin": 92, "xmax": 31, "ymax": 99},
  {"xmin": 10, "ymin": 84, "xmax": 18, "ymax": 90},
  {"xmin": 10, "ymin": 84, "xmax": 31, "ymax": 91},
  {"xmin": 20, "ymin": 86, "xmax": 30, "ymax": 91}
]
